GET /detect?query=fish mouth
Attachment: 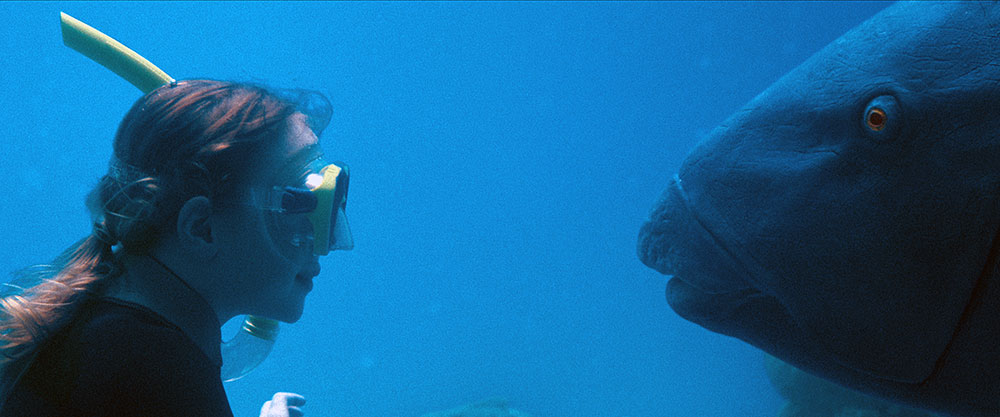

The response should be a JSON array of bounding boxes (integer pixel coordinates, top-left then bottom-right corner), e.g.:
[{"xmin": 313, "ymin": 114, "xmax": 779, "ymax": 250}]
[
  {"xmin": 665, "ymin": 277, "xmax": 761, "ymax": 323},
  {"xmin": 638, "ymin": 175, "xmax": 759, "ymax": 316}
]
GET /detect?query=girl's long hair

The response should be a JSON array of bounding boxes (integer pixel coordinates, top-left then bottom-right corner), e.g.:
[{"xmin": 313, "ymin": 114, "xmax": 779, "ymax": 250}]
[{"xmin": 0, "ymin": 80, "xmax": 301, "ymax": 364}]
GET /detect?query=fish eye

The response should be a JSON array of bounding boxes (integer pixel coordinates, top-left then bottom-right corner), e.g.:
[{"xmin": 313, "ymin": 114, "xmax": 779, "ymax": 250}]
[
  {"xmin": 861, "ymin": 95, "xmax": 901, "ymax": 141},
  {"xmin": 866, "ymin": 107, "xmax": 887, "ymax": 131}
]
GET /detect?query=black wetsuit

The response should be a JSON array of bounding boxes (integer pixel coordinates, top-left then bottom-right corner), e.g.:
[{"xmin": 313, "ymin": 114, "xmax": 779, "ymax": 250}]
[{"xmin": 1, "ymin": 297, "xmax": 234, "ymax": 416}]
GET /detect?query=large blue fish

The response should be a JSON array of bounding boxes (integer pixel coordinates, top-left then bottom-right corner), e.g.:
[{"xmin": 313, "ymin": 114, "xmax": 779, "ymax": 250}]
[{"xmin": 638, "ymin": 2, "xmax": 1000, "ymax": 416}]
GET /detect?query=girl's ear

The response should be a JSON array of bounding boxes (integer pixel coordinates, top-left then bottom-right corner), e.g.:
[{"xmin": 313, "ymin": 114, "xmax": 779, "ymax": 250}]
[{"xmin": 175, "ymin": 196, "xmax": 217, "ymax": 259}]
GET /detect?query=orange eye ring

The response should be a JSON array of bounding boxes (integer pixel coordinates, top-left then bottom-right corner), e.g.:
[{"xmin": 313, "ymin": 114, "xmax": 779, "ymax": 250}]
[{"xmin": 866, "ymin": 107, "xmax": 887, "ymax": 131}]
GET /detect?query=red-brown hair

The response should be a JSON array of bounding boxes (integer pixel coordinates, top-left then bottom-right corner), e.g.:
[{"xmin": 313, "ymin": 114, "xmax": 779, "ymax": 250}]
[{"xmin": 0, "ymin": 80, "xmax": 298, "ymax": 364}]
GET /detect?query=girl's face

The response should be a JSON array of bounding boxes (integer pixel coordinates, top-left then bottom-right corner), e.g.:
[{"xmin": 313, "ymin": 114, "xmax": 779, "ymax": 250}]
[{"xmin": 215, "ymin": 113, "xmax": 323, "ymax": 323}]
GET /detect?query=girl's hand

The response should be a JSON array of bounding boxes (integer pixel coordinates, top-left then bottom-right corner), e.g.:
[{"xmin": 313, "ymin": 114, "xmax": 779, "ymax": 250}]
[{"xmin": 260, "ymin": 392, "xmax": 306, "ymax": 417}]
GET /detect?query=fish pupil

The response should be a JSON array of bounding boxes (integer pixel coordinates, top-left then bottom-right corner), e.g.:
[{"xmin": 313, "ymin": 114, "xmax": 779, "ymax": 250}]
[{"xmin": 867, "ymin": 108, "xmax": 886, "ymax": 131}]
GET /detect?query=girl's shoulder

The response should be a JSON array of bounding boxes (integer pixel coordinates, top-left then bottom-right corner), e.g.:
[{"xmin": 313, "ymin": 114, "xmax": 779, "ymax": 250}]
[{"xmin": 5, "ymin": 297, "xmax": 233, "ymax": 416}]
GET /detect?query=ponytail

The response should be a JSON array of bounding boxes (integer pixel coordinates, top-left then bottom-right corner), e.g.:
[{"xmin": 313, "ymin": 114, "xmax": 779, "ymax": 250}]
[{"xmin": 0, "ymin": 233, "xmax": 115, "ymax": 363}]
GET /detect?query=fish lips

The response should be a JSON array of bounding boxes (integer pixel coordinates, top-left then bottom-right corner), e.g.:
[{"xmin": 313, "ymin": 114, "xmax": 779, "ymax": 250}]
[{"xmin": 638, "ymin": 175, "xmax": 760, "ymax": 320}]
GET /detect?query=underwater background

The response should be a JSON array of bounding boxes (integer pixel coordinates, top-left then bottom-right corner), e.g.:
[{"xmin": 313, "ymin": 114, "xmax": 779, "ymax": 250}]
[{"xmin": 0, "ymin": 2, "xmax": 894, "ymax": 416}]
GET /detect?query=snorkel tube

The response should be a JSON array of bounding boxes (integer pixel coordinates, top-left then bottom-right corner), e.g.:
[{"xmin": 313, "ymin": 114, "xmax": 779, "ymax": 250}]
[{"xmin": 60, "ymin": 12, "xmax": 280, "ymax": 382}]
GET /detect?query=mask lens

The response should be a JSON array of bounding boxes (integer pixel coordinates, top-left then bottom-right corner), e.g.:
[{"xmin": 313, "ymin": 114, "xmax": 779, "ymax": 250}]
[
  {"xmin": 261, "ymin": 203, "xmax": 314, "ymax": 263},
  {"xmin": 330, "ymin": 206, "xmax": 353, "ymax": 251}
]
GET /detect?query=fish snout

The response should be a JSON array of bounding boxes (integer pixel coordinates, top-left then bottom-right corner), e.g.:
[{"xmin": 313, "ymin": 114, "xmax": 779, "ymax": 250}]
[{"xmin": 638, "ymin": 176, "xmax": 754, "ymax": 295}]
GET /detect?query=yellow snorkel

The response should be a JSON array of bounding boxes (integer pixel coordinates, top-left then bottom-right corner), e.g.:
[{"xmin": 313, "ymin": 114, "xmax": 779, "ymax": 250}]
[
  {"xmin": 60, "ymin": 13, "xmax": 173, "ymax": 94},
  {"xmin": 60, "ymin": 12, "xmax": 280, "ymax": 382}
]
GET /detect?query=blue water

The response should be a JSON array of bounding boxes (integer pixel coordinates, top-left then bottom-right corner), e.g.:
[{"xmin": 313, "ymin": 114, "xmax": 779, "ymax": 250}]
[{"xmin": 0, "ymin": 2, "xmax": 894, "ymax": 416}]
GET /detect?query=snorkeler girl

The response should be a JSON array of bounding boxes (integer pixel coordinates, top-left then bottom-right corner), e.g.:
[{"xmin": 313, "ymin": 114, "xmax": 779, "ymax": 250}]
[{"xmin": 0, "ymin": 79, "xmax": 352, "ymax": 416}]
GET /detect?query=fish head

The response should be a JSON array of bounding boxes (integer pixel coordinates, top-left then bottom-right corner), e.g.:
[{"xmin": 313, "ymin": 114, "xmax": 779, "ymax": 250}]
[{"xmin": 639, "ymin": 1, "xmax": 1000, "ymax": 390}]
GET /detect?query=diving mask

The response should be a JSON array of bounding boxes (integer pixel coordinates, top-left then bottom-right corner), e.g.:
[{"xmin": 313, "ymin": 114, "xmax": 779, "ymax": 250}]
[{"xmin": 252, "ymin": 151, "xmax": 353, "ymax": 257}]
